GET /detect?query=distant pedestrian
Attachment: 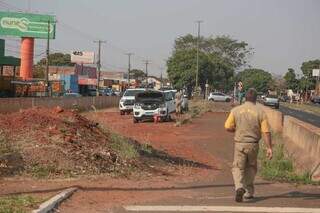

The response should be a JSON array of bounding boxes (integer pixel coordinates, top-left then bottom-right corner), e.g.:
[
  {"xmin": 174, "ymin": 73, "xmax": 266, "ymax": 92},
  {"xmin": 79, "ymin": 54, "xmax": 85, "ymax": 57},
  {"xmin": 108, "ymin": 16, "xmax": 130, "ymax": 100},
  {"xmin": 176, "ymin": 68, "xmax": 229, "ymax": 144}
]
[
  {"xmin": 224, "ymin": 88, "xmax": 273, "ymax": 202},
  {"xmin": 175, "ymin": 90, "xmax": 183, "ymax": 116}
]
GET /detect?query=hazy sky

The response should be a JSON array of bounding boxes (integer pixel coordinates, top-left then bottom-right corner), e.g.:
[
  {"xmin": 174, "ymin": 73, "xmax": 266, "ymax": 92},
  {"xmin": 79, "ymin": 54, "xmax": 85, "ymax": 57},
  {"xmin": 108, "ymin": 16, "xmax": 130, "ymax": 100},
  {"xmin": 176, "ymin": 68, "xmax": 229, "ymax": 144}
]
[{"xmin": 1, "ymin": 0, "xmax": 320, "ymax": 77}]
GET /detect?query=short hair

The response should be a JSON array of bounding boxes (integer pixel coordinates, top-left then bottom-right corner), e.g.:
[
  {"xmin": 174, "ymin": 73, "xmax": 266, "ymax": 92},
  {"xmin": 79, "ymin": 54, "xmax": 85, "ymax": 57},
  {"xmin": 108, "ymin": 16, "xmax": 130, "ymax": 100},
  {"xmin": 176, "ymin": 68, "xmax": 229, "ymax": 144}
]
[{"xmin": 245, "ymin": 88, "xmax": 258, "ymax": 103}]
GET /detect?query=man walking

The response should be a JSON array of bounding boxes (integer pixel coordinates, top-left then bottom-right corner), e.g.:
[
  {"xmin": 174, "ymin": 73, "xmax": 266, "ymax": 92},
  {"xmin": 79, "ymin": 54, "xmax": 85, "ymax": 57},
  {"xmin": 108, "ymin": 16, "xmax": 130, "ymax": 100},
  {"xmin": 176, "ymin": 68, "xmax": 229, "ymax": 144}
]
[{"xmin": 224, "ymin": 88, "xmax": 273, "ymax": 202}]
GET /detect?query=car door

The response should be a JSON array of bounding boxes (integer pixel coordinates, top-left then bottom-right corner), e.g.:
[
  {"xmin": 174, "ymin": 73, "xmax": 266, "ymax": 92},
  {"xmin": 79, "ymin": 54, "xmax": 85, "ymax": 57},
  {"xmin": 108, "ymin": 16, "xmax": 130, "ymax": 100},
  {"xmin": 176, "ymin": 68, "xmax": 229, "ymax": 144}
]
[{"xmin": 165, "ymin": 92, "xmax": 175, "ymax": 113}]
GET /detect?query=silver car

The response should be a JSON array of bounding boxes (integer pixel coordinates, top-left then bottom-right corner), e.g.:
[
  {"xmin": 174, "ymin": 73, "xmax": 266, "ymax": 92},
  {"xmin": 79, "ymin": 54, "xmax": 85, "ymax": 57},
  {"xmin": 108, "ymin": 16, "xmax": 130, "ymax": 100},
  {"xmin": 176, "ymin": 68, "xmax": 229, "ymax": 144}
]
[
  {"xmin": 208, "ymin": 92, "xmax": 232, "ymax": 102},
  {"xmin": 263, "ymin": 95, "xmax": 279, "ymax": 109}
]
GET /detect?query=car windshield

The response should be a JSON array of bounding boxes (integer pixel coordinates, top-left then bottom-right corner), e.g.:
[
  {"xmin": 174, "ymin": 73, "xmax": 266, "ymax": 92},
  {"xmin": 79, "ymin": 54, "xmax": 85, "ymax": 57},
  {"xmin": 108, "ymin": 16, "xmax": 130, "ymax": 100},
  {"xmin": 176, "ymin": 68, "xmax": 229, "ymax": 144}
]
[
  {"xmin": 123, "ymin": 90, "xmax": 144, "ymax": 97},
  {"xmin": 267, "ymin": 95, "xmax": 278, "ymax": 98}
]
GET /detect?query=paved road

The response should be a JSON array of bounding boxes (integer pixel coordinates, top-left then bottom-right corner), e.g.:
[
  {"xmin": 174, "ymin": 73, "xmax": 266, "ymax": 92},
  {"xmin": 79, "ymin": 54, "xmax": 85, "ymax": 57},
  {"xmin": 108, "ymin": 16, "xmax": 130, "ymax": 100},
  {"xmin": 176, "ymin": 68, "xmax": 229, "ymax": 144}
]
[
  {"xmin": 119, "ymin": 113, "xmax": 320, "ymax": 213},
  {"xmin": 278, "ymin": 105, "xmax": 320, "ymax": 127}
]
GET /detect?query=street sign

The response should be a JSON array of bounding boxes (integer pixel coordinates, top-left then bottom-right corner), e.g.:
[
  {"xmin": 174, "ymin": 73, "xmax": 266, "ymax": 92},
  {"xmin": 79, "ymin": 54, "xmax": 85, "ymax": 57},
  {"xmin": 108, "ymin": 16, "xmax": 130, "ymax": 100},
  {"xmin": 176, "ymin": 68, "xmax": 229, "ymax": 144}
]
[
  {"xmin": 71, "ymin": 51, "xmax": 95, "ymax": 64},
  {"xmin": 0, "ymin": 12, "xmax": 55, "ymax": 39},
  {"xmin": 312, "ymin": 69, "xmax": 320, "ymax": 77}
]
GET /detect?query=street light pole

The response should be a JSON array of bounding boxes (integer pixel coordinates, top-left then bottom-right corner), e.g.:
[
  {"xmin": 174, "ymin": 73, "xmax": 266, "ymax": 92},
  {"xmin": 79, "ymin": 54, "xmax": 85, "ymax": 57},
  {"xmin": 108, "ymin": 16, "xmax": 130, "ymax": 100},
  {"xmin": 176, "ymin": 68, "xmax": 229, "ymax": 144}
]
[
  {"xmin": 94, "ymin": 40, "xmax": 106, "ymax": 96},
  {"xmin": 195, "ymin": 20, "xmax": 203, "ymax": 93},
  {"xmin": 125, "ymin": 53, "xmax": 133, "ymax": 86},
  {"xmin": 143, "ymin": 60, "xmax": 150, "ymax": 86}
]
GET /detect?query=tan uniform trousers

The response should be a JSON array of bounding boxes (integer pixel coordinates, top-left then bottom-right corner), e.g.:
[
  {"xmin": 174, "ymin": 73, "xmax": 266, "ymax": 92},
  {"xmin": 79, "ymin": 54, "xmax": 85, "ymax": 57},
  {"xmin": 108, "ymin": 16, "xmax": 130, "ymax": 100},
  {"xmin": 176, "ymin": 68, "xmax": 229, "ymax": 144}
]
[{"xmin": 232, "ymin": 142, "xmax": 259, "ymax": 196}]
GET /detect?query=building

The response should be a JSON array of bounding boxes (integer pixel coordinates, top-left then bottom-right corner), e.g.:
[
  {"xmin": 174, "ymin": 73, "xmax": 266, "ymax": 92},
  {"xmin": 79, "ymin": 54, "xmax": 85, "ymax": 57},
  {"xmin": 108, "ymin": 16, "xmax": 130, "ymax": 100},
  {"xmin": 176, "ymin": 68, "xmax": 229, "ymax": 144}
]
[
  {"xmin": 49, "ymin": 64, "xmax": 97, "ymax": 95},
  {"xmin": 100, "ymin": 70, "xmax": 128, "ymax": 91}
]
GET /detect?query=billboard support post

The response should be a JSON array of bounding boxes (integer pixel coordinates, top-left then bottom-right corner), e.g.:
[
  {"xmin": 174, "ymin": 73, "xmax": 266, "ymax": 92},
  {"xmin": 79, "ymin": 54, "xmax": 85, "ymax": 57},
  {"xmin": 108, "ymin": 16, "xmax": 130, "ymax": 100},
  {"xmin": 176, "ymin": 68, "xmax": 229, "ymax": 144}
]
[
  {"xmin": 20, "ymin": 37, "xmax": 34, "ymax": 80},
  {"xmin": 46, "ymin": 20, "xmax": 50, "ymax": 96}
]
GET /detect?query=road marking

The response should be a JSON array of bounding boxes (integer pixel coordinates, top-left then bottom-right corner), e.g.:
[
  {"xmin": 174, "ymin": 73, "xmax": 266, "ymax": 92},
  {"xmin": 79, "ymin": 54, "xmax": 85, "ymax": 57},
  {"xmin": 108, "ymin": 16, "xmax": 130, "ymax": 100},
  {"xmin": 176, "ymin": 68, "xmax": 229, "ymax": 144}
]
[{"xmin": 124, "ymin": 205, "xmax": 320, "ymax": 212}]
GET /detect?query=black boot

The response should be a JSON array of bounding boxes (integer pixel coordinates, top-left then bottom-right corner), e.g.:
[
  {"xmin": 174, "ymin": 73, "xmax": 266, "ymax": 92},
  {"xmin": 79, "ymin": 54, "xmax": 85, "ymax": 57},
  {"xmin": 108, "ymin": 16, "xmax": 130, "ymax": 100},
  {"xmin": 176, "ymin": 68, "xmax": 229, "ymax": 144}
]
[{"xmin": 235, "ymin": 188, "xmax": 245, "ymax": 202}]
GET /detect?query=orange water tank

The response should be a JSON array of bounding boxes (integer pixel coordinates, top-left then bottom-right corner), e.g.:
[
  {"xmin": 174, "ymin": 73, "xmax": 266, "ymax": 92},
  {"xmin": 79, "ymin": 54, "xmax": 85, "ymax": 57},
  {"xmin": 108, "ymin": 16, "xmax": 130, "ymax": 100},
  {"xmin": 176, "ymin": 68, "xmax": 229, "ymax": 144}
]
[{"xmin": 20, "ymin": 37, "xmax": 34, "ymax": 80}]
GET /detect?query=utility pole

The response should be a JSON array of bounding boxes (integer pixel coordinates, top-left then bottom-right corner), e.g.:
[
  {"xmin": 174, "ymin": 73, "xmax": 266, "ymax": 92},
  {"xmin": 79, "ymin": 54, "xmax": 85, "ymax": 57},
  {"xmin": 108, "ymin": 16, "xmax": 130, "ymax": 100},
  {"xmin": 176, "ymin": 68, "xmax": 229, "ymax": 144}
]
[
  {"xmin": 94, "ymin": 40, "xmax": 106, "ymax": 96},
  {"xmin": 45, "ymin": 20, "xmax": 50, "ymax": 96},
  {"xmin": 143, "ymin": 60, "xmax": 150, "ymax": 86},
  {"xmin": 125, "ymin": 53, "xmax": 134, "ymax": 87},
  {"xmin": 195, "ymin": 20, "xmax": 203, "ymax": 93}
]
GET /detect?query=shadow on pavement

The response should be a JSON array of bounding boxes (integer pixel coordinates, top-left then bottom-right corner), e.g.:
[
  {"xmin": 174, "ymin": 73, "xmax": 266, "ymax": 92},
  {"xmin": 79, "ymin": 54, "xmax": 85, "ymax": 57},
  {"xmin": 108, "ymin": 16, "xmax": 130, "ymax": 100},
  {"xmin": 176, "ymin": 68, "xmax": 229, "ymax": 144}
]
[{"xmin": 246, "ymin": 191, "xmax": 320, "ymax": 203}]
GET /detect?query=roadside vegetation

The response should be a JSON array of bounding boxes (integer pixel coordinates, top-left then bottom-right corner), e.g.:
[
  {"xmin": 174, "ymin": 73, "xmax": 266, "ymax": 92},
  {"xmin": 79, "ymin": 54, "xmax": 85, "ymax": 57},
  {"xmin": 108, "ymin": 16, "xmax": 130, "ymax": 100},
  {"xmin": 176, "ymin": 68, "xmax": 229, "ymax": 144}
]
[
  {"xmin": 0, "ymin": 195, "xmax": 41, "ymax": 213},
  {"xmin": 259, "ymin": 133, "xmax": 319, "ymax": 185},
  {"xmin": 175, "ymin": 99, "xmax": 232, "ymax": 126},
  {"xmin": 281, "ymin": 102, "xmax": 320, "ymax": 116}
]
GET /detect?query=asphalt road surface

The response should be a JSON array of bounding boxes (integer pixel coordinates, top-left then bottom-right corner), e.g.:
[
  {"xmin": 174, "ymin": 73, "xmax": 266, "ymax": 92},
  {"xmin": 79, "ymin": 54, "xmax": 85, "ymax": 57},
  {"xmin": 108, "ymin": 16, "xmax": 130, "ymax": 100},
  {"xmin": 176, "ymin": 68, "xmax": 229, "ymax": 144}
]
[{"xmin": 278, "ymin": 105, "xmax": 320, "ymax": 127}]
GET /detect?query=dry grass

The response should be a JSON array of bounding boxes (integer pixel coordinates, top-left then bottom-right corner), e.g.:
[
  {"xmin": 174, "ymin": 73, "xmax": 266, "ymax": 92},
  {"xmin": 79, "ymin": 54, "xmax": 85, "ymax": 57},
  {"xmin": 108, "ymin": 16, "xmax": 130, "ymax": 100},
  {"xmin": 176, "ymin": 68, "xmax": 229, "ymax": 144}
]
[{"xmin": 281, "ymin": 102, "xmax": 320, "ymax": 116}]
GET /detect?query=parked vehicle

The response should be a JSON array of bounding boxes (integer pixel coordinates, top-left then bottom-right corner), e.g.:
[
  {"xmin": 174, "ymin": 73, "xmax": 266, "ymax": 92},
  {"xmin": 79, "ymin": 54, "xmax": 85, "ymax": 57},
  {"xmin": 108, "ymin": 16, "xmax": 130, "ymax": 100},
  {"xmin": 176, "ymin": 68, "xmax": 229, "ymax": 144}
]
[
  {"xmin": 64, "ymin": 92, "xmax": 82, "ymax": 98},
  {"xmin": 263, "ymin": 94, "xmax": 280, "ymax": 109},
  {"xmin": 119, "ymin": 88, "xmax": 145, "ymax": 115},
  {"xmin": 311, "ymin": 96, "xmax": 320, "ymax": 104},
  {"xmin": 162, "ymin": 89, "xmax": 189, "ymax": 112},
  {"xmin": 163, "ymin": 90, "xmax": 176, "ymax": 114},
  {"xmin": 133, "ymin": 90, "xmax": 173, "ymax": 123},
  {"xmin": 208, "ymin": 92, "xmax": 232, "ymax": 102}
]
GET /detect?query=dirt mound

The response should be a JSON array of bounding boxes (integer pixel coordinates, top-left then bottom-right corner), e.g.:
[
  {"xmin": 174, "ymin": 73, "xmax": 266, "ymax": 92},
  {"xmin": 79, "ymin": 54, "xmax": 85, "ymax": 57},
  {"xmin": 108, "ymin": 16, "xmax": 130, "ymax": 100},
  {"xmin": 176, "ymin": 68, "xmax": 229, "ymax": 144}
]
[{"xmin": 0, "ymin": 107, "xmax": 130, "ymax": 177}]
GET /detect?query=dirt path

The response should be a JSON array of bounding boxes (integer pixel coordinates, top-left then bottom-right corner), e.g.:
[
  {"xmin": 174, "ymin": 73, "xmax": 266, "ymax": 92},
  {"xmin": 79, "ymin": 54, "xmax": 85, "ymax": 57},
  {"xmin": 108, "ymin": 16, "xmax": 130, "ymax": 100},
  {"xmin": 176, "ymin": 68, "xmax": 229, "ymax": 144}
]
[{"xmin": 58, "ymin": 109, "xmax": 320, "ymax": 212}]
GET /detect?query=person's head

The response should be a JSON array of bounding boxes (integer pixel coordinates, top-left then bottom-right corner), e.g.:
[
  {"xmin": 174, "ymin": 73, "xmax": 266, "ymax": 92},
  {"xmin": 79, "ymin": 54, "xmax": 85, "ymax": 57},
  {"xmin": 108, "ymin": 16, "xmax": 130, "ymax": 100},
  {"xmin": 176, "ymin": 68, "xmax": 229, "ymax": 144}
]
[{"xmin": 245, "ymin": 88, "xmax": 258, "ymax": 103}]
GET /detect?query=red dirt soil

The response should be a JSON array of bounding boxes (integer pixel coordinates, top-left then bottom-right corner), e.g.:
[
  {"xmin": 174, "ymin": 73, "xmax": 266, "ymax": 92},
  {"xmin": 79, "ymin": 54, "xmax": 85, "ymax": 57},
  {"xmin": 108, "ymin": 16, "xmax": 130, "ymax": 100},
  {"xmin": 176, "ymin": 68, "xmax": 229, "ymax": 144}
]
[{"xmin": 86, "ymin": 111, "xmax": 219, "ymax": 166}]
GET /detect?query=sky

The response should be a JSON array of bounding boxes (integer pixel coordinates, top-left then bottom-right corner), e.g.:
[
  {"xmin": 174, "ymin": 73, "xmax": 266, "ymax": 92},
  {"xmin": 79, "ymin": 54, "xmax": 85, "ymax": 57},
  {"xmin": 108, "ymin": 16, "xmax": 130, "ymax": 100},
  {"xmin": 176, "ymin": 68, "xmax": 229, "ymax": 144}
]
[{"xmin": 1, "ymin": 0, "xmax": 320, "ymax": 77}]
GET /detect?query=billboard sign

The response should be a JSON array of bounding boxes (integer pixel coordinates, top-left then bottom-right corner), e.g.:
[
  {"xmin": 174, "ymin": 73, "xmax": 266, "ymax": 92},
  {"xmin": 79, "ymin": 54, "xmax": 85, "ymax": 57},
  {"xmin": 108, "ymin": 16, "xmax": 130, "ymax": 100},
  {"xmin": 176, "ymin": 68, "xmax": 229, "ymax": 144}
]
[
  {"xmin": 71, "ymin": 51, "xmax": 95, "ymax": 64},
  {"xmin": 312, "ymin": 69, "xmax": 320, "ymax": 77},
  {"xmin": 0, "ymin": 12, "xmax": 55, "ymax": 39}
]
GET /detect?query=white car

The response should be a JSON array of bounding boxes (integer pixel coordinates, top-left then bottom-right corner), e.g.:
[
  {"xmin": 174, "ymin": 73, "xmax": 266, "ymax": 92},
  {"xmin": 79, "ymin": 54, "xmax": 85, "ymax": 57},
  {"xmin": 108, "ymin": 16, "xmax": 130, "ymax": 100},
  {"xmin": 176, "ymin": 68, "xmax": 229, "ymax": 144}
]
[
  {"xmin": 119, "ymin": 88, "xmax": 145, "ymax": 115},
  {"xmin": 208, "ymin": 92, "xmax": 232, "ymax": 102},
  {"xmin": 133, "ymin": 90, "xmax": 175, "ymax": 123}
]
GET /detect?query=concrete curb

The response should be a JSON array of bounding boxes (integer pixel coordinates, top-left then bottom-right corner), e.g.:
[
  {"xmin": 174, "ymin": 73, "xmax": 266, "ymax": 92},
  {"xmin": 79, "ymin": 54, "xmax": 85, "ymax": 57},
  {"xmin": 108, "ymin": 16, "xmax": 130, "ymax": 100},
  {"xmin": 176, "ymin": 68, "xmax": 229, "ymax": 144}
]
[{"xmin": 32, "ymin": 187, "xmax": 78, "ymax": 213}]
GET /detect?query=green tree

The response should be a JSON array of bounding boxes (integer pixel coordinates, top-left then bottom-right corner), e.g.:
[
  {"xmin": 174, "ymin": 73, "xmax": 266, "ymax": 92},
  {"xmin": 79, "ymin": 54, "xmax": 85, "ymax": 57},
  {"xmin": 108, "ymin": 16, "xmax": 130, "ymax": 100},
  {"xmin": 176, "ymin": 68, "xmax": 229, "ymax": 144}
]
[
  {"xmin": 129, "ymin": 69, "xmax": 145, "ymax": 80},
  {"xmin": 33, "ymin": 53, "xmax": 75, "ymax": 78},
  {"xmin": 236, "ymin": 68, "xmax": 273, "ymax": 93},
  {"xmin": 37, "ymin": 53, "xmax": 75, "ymax": 66},
  {"xmin": 300, "ymin": 59, "xmax": 320, "ymax": 90},
  {"xmin": 283, "ymin": 68, "xmax": 298, "ymax": 91},
  {"xmin": 167, "ymin": 34, "xmax": 252, "ymax": 92}
]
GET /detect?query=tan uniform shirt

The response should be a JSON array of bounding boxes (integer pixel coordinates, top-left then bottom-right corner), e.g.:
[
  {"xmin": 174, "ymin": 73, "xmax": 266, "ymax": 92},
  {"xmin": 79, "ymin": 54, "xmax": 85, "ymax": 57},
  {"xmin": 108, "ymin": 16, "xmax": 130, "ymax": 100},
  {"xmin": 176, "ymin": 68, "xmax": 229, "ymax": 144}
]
[{"xmin": 225, "ymin": 102, "xmax": 270, "ymax": 143}]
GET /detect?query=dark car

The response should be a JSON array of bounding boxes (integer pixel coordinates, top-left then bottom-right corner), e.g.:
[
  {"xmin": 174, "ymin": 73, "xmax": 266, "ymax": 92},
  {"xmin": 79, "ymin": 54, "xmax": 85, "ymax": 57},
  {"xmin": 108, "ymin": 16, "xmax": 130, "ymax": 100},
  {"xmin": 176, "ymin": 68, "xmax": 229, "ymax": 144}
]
[{"xmin": 311, "ymin": 96, "xmax": 320, "ymax": 104}]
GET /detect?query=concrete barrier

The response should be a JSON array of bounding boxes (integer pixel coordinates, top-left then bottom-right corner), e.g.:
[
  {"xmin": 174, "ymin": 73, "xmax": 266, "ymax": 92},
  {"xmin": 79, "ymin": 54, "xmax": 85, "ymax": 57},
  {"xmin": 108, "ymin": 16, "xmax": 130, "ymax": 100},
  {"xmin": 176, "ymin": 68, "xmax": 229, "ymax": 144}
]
[
  {"xmin": 0, "ymin": 96, "xmax": 120, "ymax": 113},
  {"xmin": 259, "ymin": 104, "xmax": 283, "ymax": 133},
  {"xmin": 283, "ymin": 116, "xmax": 320, "ymax": 181}
]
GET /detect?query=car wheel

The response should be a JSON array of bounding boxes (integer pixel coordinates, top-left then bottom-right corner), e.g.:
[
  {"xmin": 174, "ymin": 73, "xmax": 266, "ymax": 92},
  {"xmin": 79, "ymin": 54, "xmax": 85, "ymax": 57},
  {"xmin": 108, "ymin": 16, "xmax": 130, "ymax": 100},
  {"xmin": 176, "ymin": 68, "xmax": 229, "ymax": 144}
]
[
  {"xmin": 209, "ymin": 98, "xmax": 214, "ymax": 102},
  {"xmin": 133, "ymin": 118, "xmax": 139, "ymax": 123},
  {"xmin": 275, "ymin": 105, "xmax": 279, "ymax": 109},
  {"xmin": 120, "ymin": 110, "xmax": 125, "ymax": 115},
  {"xmin": 226, "ymin": 98, "xmax": 231, "ymax": 102}
]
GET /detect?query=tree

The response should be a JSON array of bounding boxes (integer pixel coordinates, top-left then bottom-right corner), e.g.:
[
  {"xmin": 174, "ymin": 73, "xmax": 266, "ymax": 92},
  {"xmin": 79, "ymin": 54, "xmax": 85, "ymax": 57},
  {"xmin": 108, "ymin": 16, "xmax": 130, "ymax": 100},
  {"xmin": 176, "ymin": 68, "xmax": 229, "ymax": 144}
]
[
  {"xmin": 33, "ymin": 52, "xmax": 75, "ymax": 78},
  {"xmin": 129, "ymin": 69, "xmax": 145, "ymax": 80},
  {"xmin": 300, "ymin": 59, "xmax": 320, "ymax": 90},
  {"xmin": 167, "ymin": 34, "xmax": 252, "ymax": 92},
  {"xmin": 283, "ymin": 68, "xmax": 298, "ymax": 91},
  {"xmin": 236, "ymin": 68, "xmax": 273, "ymax": 93},
  {"xmin": 37, "ymin": 53, "xmax": 75, "ymax": 66}
]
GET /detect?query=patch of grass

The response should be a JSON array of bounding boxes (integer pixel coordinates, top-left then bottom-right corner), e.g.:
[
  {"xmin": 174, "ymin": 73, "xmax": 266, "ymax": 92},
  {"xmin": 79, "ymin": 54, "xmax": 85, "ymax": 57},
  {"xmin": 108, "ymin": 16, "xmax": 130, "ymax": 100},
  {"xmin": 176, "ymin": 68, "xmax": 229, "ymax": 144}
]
[
  {"xmin": 29, "ymin": 164, "xmax": 58, "ymax": 179},
  {"xmin": 282, "ymin": 102, "xmax": 320, "ymax": 116},
  {"xmin": 0, "ymin": 195, "xmax": 39, "ymax": 213},
  {"xmin": 110, "ymin": 133, "xmax": 138, "ymax": 160},
  {"xmin": 140, "ymin": 143, "xmax": 153, "ymax": 155},
  {"xmin": 259, "ymin": 135, "xmax": 318, "ymax": 185},
  {"xmin": 0, "ymin": 131, "xmax": 13, "ymax": 155}
]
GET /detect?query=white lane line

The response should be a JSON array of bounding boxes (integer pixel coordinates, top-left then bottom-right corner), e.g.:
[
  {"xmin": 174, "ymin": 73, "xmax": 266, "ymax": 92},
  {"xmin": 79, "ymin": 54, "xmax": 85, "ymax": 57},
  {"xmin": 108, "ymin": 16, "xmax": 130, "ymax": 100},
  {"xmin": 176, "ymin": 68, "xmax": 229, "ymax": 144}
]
[{"xmin": 124, "ymin": 205, "xmax": 320, "ymax": 213}]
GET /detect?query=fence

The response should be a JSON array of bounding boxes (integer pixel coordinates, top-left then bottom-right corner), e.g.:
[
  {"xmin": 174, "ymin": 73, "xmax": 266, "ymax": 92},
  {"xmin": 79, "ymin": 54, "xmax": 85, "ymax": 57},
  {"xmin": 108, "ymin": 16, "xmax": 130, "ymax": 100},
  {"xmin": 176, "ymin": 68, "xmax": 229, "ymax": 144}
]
[{"xmin": 0, "ymin": 96, "xmax": 120, "ymax": 113}]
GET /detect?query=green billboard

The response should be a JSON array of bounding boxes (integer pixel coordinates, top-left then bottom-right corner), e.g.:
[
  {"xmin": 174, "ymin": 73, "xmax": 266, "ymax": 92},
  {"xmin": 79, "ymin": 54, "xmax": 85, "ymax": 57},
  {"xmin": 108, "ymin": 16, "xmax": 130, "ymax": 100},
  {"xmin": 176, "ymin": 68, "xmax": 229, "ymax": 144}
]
[{"xmin": 0, "ymin": 12, "xmax": 55, "ymax": 39}]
